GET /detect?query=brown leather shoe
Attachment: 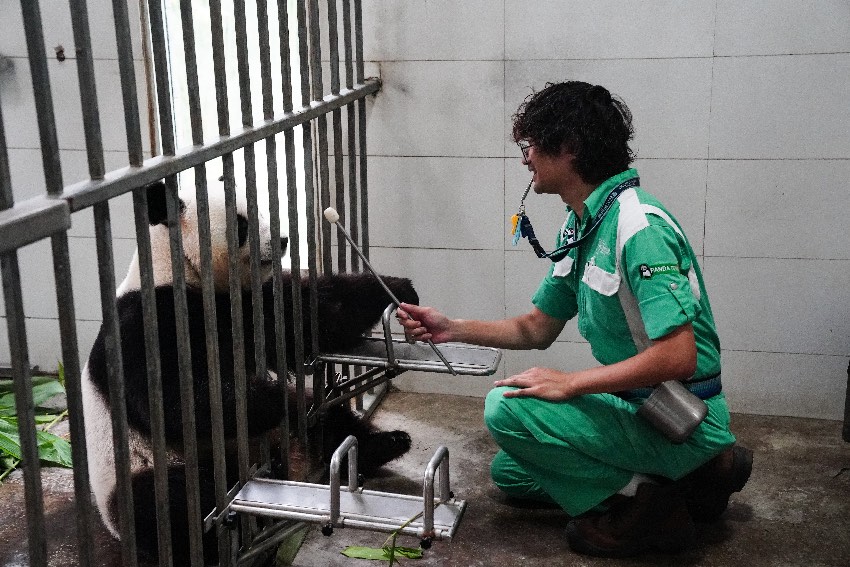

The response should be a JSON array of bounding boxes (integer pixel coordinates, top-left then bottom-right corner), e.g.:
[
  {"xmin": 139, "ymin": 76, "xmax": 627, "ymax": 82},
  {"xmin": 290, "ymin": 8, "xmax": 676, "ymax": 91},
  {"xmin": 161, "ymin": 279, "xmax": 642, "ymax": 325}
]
[
  {"xmin": 566, "ymin": 482, "xmax": 695, "ymax": 558},
  {"xmin": 681, "ymin": 444, "xmax": 753, "ymax": 522}
]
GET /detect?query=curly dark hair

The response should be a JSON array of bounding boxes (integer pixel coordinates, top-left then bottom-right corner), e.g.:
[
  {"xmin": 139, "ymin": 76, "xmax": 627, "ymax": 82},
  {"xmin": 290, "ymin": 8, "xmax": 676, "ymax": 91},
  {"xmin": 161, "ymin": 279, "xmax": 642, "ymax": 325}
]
[{"xmin": 512, "ymin": 81, "xmax": 635, "ymax": 185}]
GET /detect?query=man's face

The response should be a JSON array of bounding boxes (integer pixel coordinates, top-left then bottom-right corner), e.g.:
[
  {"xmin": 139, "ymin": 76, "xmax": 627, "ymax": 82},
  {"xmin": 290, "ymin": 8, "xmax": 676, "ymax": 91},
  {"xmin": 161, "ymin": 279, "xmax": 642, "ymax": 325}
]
[{"xmin": 520, "ymin": 141, "xmax": 575, "ymax": 197}]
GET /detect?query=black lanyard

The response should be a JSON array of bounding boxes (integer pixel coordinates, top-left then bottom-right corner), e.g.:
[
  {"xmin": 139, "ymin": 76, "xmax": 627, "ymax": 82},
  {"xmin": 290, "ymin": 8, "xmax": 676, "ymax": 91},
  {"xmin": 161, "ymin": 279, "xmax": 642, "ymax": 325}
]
[{"xmin": 513, "ymin": 177, "xmax": 640, "ymax": 263}]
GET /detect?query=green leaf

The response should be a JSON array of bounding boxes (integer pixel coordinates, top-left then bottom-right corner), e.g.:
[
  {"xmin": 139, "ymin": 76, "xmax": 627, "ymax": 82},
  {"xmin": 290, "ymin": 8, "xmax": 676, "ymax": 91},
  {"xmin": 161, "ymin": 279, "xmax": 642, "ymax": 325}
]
[
  {"xmin": 31, "ymin": 379, "xmax": 65, "ymax": 409},
  {"xmin": 0, "ymin": 419, "xmax": 22, "ymax": 460},
  {"xmin": 389, "ymin": 547, "xmax": 422, "ymax": 559},
  {"xmin": 341, "ymin": 546, "xmax": 392, "ymax": 560},
  {"xmin": 35, "ymin": 430, "xmax": 72, "ymax": 468},
  {"xmin": 0, "ymin": 378, "xmax": 65, "ymax": 417},
  {"xmin": 340, "ymin": 545, "xmax": 422, "ymax": 562}
]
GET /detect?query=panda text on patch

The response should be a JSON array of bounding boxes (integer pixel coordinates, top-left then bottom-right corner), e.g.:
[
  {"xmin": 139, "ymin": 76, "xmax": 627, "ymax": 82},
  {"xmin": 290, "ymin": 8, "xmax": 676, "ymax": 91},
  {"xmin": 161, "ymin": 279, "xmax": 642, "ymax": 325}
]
[{"xmin": 81, "ymin": 181, "xmax": 418, "ymax": 564}]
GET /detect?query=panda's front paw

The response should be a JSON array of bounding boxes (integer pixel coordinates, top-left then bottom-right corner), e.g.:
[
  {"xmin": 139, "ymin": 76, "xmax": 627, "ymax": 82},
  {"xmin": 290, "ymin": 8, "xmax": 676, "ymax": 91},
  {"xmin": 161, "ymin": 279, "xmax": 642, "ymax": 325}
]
[{"xmin": 358, "ymin": 429, "xmax": 412, "ymax": 475}]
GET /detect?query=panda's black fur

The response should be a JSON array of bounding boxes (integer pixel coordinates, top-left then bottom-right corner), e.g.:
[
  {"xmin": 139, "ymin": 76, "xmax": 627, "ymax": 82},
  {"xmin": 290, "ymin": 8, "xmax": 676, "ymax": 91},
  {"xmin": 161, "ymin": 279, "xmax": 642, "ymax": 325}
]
[{"xmin": 82, "ymin": 182, "xmax": 417, "ymax": 564}]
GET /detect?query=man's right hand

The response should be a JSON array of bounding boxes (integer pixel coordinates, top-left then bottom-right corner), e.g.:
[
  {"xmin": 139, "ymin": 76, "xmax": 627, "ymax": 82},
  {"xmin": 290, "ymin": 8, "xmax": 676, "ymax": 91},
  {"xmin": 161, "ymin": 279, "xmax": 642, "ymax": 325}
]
[{"xmin": 397, "ymin": 303, "xmax": 454, "ymax": 344}]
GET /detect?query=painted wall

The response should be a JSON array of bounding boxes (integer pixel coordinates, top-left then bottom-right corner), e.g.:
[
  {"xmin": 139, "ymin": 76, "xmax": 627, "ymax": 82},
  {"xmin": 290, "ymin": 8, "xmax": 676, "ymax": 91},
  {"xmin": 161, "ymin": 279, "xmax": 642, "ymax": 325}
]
[{"xmin": 360, "ymin": 1, "xmax": 850, "ymax": 420}]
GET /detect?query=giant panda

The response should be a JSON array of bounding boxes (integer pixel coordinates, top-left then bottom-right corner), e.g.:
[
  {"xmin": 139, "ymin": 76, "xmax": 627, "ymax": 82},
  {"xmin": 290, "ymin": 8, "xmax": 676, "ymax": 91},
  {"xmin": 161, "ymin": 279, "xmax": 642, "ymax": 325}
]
[{"xmin": 81, "ymin": 181, "xmax": 417, "ymax": 564}]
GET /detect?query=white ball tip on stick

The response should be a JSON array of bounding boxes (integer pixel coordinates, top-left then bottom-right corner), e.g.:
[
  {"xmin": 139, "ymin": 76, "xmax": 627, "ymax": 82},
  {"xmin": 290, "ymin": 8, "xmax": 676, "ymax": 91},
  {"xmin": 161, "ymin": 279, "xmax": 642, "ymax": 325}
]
[{"xmin": 323, "ymin": 207, "xmax": 340, "ymax": 223}]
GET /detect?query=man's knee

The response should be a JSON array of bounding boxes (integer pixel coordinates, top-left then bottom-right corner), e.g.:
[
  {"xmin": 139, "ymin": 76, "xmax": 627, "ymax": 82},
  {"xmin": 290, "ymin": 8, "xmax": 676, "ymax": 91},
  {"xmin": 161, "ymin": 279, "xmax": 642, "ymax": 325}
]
[{"xmin": 484, "ymin": 386, "xmax": 519, "ymax": 436}]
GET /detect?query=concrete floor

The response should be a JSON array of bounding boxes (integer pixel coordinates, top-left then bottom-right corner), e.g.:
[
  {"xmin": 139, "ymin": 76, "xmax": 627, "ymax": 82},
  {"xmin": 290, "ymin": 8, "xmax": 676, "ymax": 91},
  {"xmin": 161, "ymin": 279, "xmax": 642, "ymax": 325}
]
[{"xmin": 1, "ymin": 390, "xmax": 848, "ymax": 567}]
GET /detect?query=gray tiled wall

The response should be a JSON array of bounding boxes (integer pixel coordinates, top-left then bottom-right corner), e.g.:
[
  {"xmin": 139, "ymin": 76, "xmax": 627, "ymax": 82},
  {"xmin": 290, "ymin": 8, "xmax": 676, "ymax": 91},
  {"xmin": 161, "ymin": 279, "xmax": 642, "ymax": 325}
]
[
  {"xmin": 2, "ymin": 0, "xmax": 848, "ymax": 419},
  {"xmin": 362, "ymin": 1, "xmax": 850, "ymax": 419}
]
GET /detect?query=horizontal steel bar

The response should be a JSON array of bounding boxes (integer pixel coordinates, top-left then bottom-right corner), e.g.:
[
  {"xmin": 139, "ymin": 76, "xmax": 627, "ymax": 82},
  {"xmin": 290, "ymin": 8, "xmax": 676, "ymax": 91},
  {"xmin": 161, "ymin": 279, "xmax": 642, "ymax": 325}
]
[
  {"xmin": 62, "ymin": 80, "xmax": 380, "ymax": 212},
  {"xmin": 0, "ymin": 196, "xmax": 70, "ymax": 253}
]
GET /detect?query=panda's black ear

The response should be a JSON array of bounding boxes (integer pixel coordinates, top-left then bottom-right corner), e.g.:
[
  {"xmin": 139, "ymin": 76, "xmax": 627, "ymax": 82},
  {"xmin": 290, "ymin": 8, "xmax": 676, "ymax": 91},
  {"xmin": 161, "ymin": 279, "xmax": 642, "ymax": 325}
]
[
  {"xmin": 145, "ymin": 181, "xmax": 185, "ymax": 225},
  {"xmin": 146, "ymin": 181, "xmax": 169, "ymax": 225}
]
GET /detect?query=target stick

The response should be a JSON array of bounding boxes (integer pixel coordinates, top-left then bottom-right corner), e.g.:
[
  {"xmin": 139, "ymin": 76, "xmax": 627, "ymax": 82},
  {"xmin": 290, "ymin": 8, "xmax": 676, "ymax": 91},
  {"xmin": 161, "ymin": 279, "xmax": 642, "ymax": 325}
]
[{"xmin": 323, "ymin": 207, "xmax": 457, "ymax": 375}]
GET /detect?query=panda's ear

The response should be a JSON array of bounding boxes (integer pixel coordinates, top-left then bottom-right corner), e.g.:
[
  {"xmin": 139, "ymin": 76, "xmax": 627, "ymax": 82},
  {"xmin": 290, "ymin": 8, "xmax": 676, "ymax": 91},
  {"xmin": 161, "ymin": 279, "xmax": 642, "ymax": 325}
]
[{"xmin": 145, "ymin": 181, "xmax": 185, "ymax": 225}]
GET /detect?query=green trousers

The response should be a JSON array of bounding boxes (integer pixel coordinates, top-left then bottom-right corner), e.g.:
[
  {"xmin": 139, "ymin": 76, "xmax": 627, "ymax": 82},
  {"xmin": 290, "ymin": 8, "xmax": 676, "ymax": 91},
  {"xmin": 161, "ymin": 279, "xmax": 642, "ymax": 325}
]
[{"xmin": 483, "ymin": 386, "xmax": 736, "ymax": 516}]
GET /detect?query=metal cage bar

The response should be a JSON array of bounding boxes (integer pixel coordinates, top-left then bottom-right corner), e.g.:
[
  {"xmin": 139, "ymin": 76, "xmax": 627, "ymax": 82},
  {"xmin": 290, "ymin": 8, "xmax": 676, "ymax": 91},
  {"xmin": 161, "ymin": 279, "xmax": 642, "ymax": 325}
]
[{"xmin": 1, "ymin": 0, "xmax": 381, "ymax": 565}]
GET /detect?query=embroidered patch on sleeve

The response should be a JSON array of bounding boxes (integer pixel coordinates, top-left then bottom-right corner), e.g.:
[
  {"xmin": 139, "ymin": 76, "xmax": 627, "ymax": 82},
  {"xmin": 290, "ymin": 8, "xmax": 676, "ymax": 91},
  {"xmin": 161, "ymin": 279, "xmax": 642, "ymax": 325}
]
[{"xmin": 639, "ymin": 263, "xmax": 679, "ymax": 279}]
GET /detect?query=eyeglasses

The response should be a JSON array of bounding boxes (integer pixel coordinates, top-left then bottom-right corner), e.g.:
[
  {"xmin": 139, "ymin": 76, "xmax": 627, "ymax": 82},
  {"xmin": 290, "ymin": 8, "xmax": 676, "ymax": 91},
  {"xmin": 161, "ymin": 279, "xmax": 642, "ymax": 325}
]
[{"xmin": 518, "ymin": 140, "xmax": 534, "ymax": 161}]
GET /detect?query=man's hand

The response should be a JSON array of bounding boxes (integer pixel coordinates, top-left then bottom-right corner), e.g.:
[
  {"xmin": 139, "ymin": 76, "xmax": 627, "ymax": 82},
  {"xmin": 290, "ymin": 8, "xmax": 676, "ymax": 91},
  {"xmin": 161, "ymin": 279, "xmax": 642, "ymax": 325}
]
[
  {"xmin": 494, "ymin": 367, "xmax": 579, "ymax": 401},
  {"xmin": 397, "ymin": 303, "xmax": 454, "ymax": 344}
]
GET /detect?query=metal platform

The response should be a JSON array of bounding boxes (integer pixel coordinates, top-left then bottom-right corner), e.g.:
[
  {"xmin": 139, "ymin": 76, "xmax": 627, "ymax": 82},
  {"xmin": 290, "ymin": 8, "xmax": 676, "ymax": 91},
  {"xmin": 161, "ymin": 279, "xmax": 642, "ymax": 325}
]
[
  {"xmin": 229, "ymin": 436, "xmax": 466, "ymax": 546},
  {"xmin": 318, "ymin": 338, "xmax": 501, "ymax": 376},
  {"xmin": 316, "ymin": 303, "xmax": 502, "ymax": 376}
]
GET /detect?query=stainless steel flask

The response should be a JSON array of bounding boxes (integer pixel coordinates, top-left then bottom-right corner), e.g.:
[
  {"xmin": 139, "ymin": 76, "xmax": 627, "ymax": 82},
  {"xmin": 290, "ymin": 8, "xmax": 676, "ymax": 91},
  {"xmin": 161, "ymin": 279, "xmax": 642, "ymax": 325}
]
[{"xmin": 637, "ymin": 380, "xmax": 708, "ymax": 444}]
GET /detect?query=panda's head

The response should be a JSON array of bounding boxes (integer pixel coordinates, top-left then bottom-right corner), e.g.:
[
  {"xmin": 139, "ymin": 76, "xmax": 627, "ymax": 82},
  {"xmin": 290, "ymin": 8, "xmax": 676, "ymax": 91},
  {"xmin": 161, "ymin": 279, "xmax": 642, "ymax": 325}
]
[{"xmin": 118, "ymin": 181, "xmax": 288, "ymax": 294}]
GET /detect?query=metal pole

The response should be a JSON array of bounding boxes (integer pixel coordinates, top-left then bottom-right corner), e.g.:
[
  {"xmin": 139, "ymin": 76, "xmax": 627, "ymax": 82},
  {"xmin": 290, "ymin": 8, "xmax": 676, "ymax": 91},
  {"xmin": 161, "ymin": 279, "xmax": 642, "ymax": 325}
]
[{"xmin": 323, "ymin": 208, "xmax": 457, "ymax": 375}]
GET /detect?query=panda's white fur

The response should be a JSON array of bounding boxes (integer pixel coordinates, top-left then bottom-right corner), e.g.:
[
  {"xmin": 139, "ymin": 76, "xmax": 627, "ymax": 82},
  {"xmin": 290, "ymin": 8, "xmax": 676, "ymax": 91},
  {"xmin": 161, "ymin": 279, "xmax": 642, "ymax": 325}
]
[
  {"xmin": 82, "ymin": 181, "xmax": 416, "ymax": 564},
  {"xmin": 117, "ymin": 185, "xmax": 275, "ymax": 295},
  {"xmin": 84, "ymin": 183, "xmax": 268, "ymax": 539}
]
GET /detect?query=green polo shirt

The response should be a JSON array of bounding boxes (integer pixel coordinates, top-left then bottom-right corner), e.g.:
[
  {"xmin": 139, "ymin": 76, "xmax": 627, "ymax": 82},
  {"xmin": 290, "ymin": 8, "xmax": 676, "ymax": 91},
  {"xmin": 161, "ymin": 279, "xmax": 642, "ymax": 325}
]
[{"xmin": 531, "ymin": 168, "xmax": 721, "ymax": 393}]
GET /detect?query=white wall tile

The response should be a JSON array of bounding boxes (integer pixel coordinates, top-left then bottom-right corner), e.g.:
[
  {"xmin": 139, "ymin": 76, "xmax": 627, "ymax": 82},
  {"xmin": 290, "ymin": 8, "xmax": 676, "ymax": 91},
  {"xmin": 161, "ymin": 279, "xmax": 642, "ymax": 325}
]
[
  {"xmin": 632, "ymin": 159, "xmax": 707, "ymax": 255},
  {"xmin": 0, "ymin": 316, "xmax": 101, "ymax": 373},
  {"xmin": 0, "ymin": 0, "xmax": 144, "ymax": 60},
  {"xmin": 362, "ymin": 0, "xmax": 504, "ymax": 61},
  {"xmin": 368, "ymin": 156, "xmax": 504, "ymax": 250},
  {"xmin": 715, "ymin": 0, "xmax": 850, "ymax": 56},
  {"xmin": 710, "ymin": 54, "xmax": 850, "ymax": 159},
  {"xmin": 505, "ymin": 58, "xmax": 713, "ymax": 159},
  {"xmin": 366, "ymin": 61, "xmax": 505, "ymax": 157},
  {"xmin": 706, "ymin": 160, "xmax": 850, "ymax": 260},
  {"xmin": 501, "ymin": 342, "xmax": 601, "ymax": 378},
  {"xmin": 368, "ymin": 247, "xmax": 505, "ymax": 323},
  {"xmin": 7, "ymin": 149, "xmax": 138, "ymax": 239},
  {"xmin": 706, "ymin": 256, "xmax": 850, "ymax": 357},
  {"xmin": 2, "ymin": 58, "xmax": 150, "ymax": 152},
  {"xmin": 0, "ymin": 236, "xmax": 136, "ymax": 320},
  {"xmin": 721, "ymin": 350, "xmax": 848, "ymax": 420},
  {"xmin": 505, "ymin": 0, "xmax": 715, "ymax": 60}
]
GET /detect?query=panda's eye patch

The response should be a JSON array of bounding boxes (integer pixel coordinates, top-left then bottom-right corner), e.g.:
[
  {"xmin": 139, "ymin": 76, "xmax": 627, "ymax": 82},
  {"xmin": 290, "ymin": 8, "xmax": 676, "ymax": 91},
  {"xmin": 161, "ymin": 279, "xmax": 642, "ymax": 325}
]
[{"xmin": 237, "ymin": 215, "xmax": 249, "ymax": 247}]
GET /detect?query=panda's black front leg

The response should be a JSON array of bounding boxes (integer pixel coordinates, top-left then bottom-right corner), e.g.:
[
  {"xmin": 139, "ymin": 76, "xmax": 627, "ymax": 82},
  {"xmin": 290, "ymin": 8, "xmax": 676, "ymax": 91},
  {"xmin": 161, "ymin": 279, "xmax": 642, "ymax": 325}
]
[{"xmin": 321, "ymin": 404, "xmax": 412, "ymax": 476}]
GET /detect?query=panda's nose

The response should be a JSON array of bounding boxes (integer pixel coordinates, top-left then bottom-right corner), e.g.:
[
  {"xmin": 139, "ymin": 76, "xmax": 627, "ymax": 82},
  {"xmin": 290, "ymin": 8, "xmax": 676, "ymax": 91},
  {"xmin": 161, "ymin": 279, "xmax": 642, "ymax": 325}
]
[{"xmin": 280, "ymin": 236, "xmax": 289, "ymax": 254}]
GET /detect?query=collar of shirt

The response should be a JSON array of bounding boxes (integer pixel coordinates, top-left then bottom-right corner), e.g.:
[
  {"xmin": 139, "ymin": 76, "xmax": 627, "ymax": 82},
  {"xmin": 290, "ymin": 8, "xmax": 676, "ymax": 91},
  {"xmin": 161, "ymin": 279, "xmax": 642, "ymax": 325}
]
[{"xmin": 575, "ymin": 168, "xmax": 640, "ymax": 233}]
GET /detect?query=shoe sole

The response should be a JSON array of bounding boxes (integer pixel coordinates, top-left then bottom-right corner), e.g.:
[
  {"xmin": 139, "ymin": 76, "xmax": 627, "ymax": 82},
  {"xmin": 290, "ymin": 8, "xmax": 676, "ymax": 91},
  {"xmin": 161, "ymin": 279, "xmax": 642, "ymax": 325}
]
[{"xmin": 566, "ymin": 521, "xmax": 694, "ymax": 558}]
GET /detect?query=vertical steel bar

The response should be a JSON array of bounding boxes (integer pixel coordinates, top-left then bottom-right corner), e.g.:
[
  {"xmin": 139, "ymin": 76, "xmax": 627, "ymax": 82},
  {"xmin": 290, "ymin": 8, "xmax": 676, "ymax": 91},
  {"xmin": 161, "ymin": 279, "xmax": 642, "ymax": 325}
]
[
  {"xmin": 20, "ymin": 0, "xmax": 62, "ymax": 195},
  {"xmin": 327, "ymin": 0, "xmax": 350, "ymax": 386},
  {"xmin": 129, "ymin": 186, "xmax": 173, "ymax": 567},
  {"xmin": 69, "ymin": 0, "xmax": 105, "ymax": 179},
  {"xmin": 232, "ymin": 0, "xmax": 267, "ymax": 498},
  {"xmin": 51, "ymin": 242, "xmax": 94, "ymax": 567},
  {"xmin": 93, "ymin": 201, "xmax": 138, "ymax": 567},
  {"xmin": 231, "ymin": 0, "xmax": 266, "ymax": 549},
  {"xmin": 206, "ymin": 10, "xmax": 249, "ymax": 541},
  {"xmin": 257, "ymin": 0, "xmax": 291, "ymax": 478},
  {"xmin": 109, "ymin": 0, "xmax": 144, "ymax": 165},
  {"xmin": 64, "ymin": 2, "xmax": 108, "ymax": 565},
  {"xmin": 1, "ymin": 253, "xmax": 46, "ymax": 567},
  {"xmin": 309, "ymin": 0, "xmax": 332, "ymax": 279},
  {"xmin": 307, "ymin": 0, "xmax": 328, "ymax": 411},
  {"xmin": 163, "ymin": 177, "xmax": 205, "ymax": 567},
  {"xmin": 341, "ymin": 0, "xmax": 363, "ymax": 399},
  {"xmin": 328, "ymin": 0, "xmax": 345, "ymax": 273},
  {"xmin": 342, "ymin": 0, "xmax": 358, "ymax": 273},
  {"xmin": 146, "ymin": 2, "xmax": 204, "ymax": 564},
  {"xmin": 275, "ymin": 0, "xmax": 300, "ymax": 475},
  {"xmin": 354, "ymin": 0, "xmax": 369, "ymax": 260},
  {"xmin": 0, "ymin": 77, "xmax": 46, "ymax": 565},
  {"xmin": 176, "ymin": 0, "xmax": 231, "ymax": 562},
  {"xmin": 295, "ymin": 0, "xmax": 318, "ymax": 435}
]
